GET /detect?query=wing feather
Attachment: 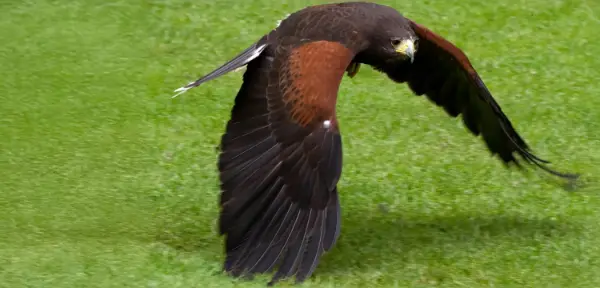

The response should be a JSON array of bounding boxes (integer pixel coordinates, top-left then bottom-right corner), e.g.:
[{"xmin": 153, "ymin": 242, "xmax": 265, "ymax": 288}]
[
  {"xmin": 393, "ymin": 19, "xmax": 578, "ymax": 179},
  {"xmin": 217, "ymin": 39, "xmax": 353, "ymax": 285}
]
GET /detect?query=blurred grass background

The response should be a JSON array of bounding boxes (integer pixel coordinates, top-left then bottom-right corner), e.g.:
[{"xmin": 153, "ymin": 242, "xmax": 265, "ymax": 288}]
[{"xmin": 1, "ymin": 0, "xmax": 599, "ymax": 287}]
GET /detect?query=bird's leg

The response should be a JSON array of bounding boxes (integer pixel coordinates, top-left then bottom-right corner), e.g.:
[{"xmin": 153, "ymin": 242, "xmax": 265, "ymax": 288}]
[{"xmin": 346, "ymin": 62, "xmax": 360, "ymax": 78}]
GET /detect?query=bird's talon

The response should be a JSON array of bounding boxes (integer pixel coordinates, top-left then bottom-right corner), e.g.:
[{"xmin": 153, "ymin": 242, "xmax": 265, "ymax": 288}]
[{"xmin": 346, "ymin": 62, "xmax": 360, "ymax": 78}]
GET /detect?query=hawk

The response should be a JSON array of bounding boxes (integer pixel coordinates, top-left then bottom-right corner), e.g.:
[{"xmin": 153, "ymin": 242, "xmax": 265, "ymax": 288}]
[{"xmin": 173, "ymin": 2, "xmax": 577, "ymax": 285}]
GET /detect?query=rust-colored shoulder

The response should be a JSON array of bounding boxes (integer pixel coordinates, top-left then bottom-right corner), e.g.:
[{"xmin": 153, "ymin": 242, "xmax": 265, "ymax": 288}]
[
  {"xmin": 408, "ymin": 19, "xmax": 476, "ymax": 75},
  {"xmin": 282, "ymin": 41, "xmax": 354, "ymax": 127}
]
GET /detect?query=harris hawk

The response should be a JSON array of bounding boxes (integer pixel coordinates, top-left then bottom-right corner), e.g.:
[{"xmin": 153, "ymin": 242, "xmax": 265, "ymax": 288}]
[{"xmin": 173, "ymin": 2, "xmax": 578, "ymax": 285}]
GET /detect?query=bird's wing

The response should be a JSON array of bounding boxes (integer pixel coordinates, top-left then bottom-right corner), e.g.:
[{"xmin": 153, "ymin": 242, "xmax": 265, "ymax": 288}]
[
  {"xmin": 391, "ymin": 19, "xmax": 576, "ymax": 179},
  {"xmin": 218, "ymin": 39, "xmax": 354, "ymax": 285}
]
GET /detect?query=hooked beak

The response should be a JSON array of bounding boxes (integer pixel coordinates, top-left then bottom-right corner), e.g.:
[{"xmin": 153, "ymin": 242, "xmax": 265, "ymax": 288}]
[{"xmin": 395, "ymin": 39, "xmax": 415, "ymax": 63}]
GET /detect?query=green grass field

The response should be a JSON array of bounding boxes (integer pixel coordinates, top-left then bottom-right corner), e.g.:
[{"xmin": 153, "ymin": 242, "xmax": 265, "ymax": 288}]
[{"xmin": 1, "ymin": 0, "xmax": 599, "ymax": 287}]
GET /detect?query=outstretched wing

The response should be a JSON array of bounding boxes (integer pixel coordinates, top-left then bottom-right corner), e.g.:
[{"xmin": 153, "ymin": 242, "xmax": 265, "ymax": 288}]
[
  {"xmin": 218, "ymin": 39, "xmax": 355, "ymax": 285},
  {"xmin": 389, "ymin": 19, "xmax": 577, "ymax": 179}
]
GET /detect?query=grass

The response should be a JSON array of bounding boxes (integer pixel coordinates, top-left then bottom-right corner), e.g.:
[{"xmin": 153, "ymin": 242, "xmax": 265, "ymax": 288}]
[{"xmin": 1, "ymin": 0, "xmax": 599, "ymax": 287}]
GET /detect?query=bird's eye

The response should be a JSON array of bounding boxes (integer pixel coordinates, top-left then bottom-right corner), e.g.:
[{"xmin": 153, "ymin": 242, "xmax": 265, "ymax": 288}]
[{"xmin": 391, "ymin": 39, "xmax": 402, "ymax": 47}]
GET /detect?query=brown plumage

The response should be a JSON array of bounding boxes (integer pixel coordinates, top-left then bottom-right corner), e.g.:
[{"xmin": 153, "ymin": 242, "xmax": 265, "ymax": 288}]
[{"xmin": 173, "ymin": 2, "xmax": 578, "ymax": 285}]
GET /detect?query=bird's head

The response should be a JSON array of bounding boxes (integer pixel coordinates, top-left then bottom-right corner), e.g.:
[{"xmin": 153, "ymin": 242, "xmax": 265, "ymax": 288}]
[
  {"xmin": 368, "ymin": 14, "xmax": 419, "ymax": 64},
  {"xmin": 350, "ymin": 4, "xmax": 419, "ymax": 69}
]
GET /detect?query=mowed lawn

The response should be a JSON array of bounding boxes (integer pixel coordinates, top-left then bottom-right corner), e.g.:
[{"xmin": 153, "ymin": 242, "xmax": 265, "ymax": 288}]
[{"xmin": 1, "ymin": 0, "xmax": 599, "ymax": 287}]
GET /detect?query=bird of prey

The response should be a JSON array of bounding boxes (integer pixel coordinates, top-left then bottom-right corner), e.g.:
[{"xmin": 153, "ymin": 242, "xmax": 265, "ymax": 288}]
[{"xmin": 173, "ymin": 2, "xmax": 577, "ymax": 285}]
